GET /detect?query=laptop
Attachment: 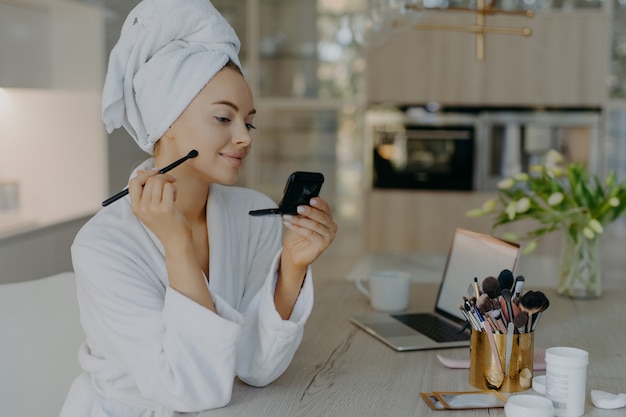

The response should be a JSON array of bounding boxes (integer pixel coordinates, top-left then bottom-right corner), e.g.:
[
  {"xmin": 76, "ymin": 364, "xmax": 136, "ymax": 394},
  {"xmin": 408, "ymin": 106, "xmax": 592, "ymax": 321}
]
[{"xmin": 350, "ymin": 228, "xmax": 520, "ymax": 351}]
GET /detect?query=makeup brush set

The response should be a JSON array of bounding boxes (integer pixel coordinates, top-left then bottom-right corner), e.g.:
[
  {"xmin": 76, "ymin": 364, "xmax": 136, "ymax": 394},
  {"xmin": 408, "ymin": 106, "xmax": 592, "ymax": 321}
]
[
  {"xmin": 463, "ymin": 269, "xmax": 550, "ymax": 392},
  {"xmin": 460, "ymin": 269, "xmax": 550, "ymax": 336}
]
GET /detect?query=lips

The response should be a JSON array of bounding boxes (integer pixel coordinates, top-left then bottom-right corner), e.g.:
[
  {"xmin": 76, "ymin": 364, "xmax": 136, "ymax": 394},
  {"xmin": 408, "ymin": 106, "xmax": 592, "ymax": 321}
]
[{"xmin": 220, "ymin": 151, "xmax": 247, "ymax": 166}]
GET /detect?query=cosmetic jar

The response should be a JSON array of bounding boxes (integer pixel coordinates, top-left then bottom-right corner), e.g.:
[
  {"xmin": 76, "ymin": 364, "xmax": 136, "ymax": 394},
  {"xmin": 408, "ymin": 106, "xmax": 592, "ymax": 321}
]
[{"xmin": 505, "ymin": 394, "xmax": 555, "ymax": 417}]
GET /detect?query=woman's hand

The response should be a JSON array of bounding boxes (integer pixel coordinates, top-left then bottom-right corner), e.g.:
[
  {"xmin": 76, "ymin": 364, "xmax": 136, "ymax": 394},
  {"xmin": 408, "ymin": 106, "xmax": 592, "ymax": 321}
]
[
  {"xmin": 280, "ymin": 197, "xmax": 338, "ymax": 273},
  {"xmin": 274, "ymin": 197, "xmax": 337, "ymax": 319},
  {"xmin": 128, "ymin": 169, "xmax": 214, "ymax": 311},
  {"xmin": 128, "ymin": 169, "xmax": 190, "ymax": 245}
]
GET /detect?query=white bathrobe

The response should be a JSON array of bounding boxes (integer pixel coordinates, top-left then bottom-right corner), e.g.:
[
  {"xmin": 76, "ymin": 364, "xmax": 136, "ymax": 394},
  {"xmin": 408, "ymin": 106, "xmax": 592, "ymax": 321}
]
[{"xmin": 60, "ymin": 161, "xmax": 314, "ymax": 417}]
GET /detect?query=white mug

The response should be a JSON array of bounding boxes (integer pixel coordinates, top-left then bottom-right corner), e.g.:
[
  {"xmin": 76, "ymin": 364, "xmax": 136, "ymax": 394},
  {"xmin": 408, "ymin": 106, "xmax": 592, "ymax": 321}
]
[{"xmin": 356, "ymin": 270, "xmax": 411, "ymax": 312}]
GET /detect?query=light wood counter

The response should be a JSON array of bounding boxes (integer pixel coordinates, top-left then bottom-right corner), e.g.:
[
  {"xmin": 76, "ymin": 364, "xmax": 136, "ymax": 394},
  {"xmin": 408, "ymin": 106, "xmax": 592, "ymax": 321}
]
[{"xmin": 200, "ymin": 278, "xmax": 626, "ymax": 416}]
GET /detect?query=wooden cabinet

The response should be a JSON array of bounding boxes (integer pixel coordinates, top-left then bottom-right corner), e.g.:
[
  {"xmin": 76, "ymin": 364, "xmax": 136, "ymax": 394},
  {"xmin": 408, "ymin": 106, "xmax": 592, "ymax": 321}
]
[
  {"xmin": 0, "ymin": 1, "xmax": 104, "ymax": 89},
  {"xmin": 366, "ymin": 11, "xmax": 607, "ymax": 107},
  {"xmin": 365, "ymin": 189, "xmax": 562, "ymax": 254}
]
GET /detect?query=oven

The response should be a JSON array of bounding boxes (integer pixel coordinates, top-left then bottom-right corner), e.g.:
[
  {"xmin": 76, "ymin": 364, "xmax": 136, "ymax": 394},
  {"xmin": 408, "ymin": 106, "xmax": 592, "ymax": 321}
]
[
  {"xmin": 367, "ymin": 107, "xmax": 602, "ymax": 192},
  {"xmin": 372, "ymin": 123, "xmax": 475, "ymax": 191}
]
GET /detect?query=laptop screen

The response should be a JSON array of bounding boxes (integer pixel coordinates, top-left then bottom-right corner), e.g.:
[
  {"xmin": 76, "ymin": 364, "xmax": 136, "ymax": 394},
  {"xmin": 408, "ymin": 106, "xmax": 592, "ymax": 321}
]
[{"xmin": 434, "ymin": 229, "xmax": 521, "ymax": 323}]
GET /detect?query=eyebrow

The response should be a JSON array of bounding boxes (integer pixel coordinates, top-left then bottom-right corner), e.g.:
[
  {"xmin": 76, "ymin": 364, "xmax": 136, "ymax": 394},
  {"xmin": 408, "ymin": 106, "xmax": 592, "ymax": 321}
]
[{"xmin": 213, "ymin": 100, "xmax": 256, "ymax": 116}]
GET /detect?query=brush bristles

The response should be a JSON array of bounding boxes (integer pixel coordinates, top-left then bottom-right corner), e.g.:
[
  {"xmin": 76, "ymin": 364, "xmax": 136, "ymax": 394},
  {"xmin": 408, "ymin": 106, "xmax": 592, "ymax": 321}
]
[
  {"xmin": 476, "ymin": 293, "xmax": 493, "ymax": 314},
  {"xmin": 482, "ymin": 276, "xmax": 500, "ymax": 299},
  {"xmin": 520, "ymin": 290, "xmax": 549, "ymax": 315},
  {"xmin": 513, "ymin": 311, "xmax": 529, "ymax": 333},
  {"xmin": 498, "ymin": 269, "xmax": 514, "ymax": 293}
]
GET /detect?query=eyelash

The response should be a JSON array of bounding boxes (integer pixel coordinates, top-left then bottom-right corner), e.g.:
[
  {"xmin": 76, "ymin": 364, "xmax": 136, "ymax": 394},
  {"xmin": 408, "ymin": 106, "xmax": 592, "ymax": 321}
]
[{"xmin": 216, "ymin": 117, "xmax": 256, "ymax": 131}]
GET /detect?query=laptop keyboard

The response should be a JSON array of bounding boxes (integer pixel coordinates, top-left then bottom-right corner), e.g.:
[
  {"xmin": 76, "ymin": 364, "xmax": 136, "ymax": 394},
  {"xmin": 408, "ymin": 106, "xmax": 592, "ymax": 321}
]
[{"xmin": 391, "ymin": 313, "xmax": 470, "ymax": 343}]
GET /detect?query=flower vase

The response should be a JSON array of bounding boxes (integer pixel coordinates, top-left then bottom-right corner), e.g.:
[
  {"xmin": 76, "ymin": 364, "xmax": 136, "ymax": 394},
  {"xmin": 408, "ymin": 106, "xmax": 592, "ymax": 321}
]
[{"xmin": 557, "ymin": 231, "xmax": 602, "ymax": 299}]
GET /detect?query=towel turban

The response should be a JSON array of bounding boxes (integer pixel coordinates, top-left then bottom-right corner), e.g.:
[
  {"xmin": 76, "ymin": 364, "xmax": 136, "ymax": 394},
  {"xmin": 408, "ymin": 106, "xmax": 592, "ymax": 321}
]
[{"xmin": 102, "ymin": 0, "xmax": 241, "ymax": 154}]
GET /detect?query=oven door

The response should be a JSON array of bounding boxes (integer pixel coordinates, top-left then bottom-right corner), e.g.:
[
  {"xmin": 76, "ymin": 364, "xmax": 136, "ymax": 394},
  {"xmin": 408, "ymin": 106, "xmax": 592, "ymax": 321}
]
[{"xmin": 373, "ymin": 125, "xmax": 475, "ymax": 190}]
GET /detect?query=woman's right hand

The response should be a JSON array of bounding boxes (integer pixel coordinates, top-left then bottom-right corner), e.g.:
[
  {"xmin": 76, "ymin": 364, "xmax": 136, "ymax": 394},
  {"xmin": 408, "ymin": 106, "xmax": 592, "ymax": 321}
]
[
  {"xmin": 128, "ymin": 169, "xmax": 215, "ymax": 311},
  {"xmin": 127, "ymin": 169, "xmax": 190, "ymax": 244}
]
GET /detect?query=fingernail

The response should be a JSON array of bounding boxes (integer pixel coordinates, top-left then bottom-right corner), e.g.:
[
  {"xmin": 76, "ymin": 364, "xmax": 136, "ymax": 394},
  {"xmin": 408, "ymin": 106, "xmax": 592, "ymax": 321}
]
[
  {"xmin": 310, "ymin": 198, "xmax": 319, "ymax": 206},
  {"xmin": 283, "ymin": 214, "xmax": 293, "ymax": 220},
  {"xmin": 297, "ymin": 206, "xmax": 306, "ymax": 214}
]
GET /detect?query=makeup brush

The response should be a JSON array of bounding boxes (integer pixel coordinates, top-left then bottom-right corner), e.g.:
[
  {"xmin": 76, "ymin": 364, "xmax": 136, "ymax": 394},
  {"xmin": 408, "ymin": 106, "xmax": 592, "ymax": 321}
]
[
  {"xmin": 480, "ymin": 316, "xmax": 503, "ymax": 375},
  {"xmin": 501, "ymin": 288, "xmax": 515, "ymax": 324},
  {"xmin": 476, "ymin": 293, "xmax": 494, "ymax": 311},
  {"xmin": 458, "ymin": 306, "xmax": 474, "ymax": 333},
  {"xmin": 488, "ymin": 307, "xmax": 508, "ymax": 333},
  {"xmin": 477, "ymin": 294, "xmax": 506, "ymax": 334},
  {"xmin": 498, "ymin": 269, "xmax": 514, "ymax": 293},
  {"xmin": 519, "ymin": 290, "xmax": 547, "ymax": 316},
  {"xmin": 530, "ymin": 293, "xmax": 550, "ymax": 331},
  {"xmin": 513, "ymin": 311, "xmax": 529, "ymax": 334},
  {"xmin": 505, "ymin": 321, "xmax": 514, "ymax": 376},
  {"xmin": 512, "ymin": 275, "xmax": 525, "ymax": 305},
  {"xmin": 473, "ymin": 277, "xmax": 481, "ymax": 299},
  {"xmin": 482, "ymin": 276, "xmax": 501, "ymax": 300},
  {"xmin": 463, "ymin": 300, "xmax": 481, "ymax": 331},
  {"xmin": 482, "ymin": 276, "xmax": 508, "ymax": 328},
  {"xmin": 102, "ymin": 149, "xmax": 199, "ymax": 206}
]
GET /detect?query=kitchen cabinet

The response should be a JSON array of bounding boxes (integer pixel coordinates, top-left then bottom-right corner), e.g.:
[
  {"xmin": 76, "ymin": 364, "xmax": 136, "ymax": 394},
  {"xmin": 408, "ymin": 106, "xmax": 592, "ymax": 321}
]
[
  {"xmin": 0, "ymin": 214, "xmax": 91, "ymax": 284},
  {"xmin": 0, "ymin": 0, "xmax": 104, "ymax": 89},
  {"xmin": 366, "ymin": 11, "xmax": 607, "ymax": 107},
  {"xmin": 365, "ymin": 189, "xmax": 563, "ymax": 254}
]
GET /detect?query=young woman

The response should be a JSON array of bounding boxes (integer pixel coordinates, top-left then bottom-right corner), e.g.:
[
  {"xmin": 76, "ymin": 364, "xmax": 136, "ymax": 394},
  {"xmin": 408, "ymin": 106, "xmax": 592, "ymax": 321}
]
[{"xmin": 59, "ymin": 1, "xmax": 337, "ymax": 416}]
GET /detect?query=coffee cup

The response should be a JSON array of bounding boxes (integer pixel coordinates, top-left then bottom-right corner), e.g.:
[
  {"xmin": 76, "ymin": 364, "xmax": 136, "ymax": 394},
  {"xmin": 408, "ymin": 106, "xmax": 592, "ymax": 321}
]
[{"xmin": 356, "ymin": 270, "xmax": 411, "ymax": 312}]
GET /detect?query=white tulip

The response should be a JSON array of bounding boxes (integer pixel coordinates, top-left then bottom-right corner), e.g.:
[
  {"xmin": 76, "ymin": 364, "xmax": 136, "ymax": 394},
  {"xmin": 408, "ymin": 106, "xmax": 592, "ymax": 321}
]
[
  {"xmin": 516, "ymin": 197, "xmax": 531, "ymax": 213},
  {"xmin": 547, "ymin": 192, "xmax": 564, "ymax": 206},
  {"xmin": 588, "ymin": 219, "xmax": 604, "ymax": 234},
  {"xmin": 498, "ymin": 178, "xmax": 515, "ymax": 190}
]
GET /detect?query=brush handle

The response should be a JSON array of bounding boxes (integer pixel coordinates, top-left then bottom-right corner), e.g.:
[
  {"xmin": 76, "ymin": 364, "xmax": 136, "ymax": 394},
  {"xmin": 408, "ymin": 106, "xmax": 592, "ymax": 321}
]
[
  {"xmin": 102, "ymin": 150, "xmax": 198, "ymax": 206},
  {"xmin": 473, "ymin": 277, "xmax": 481, "ymax": 299},
  {"xmin": 483, "ymin": 320, "xmax": 503, "ymax": 374},
  {"xmin": 505, "ymin": 297, "xmax": 515, "ymax": 323},
  {"xmin": 505, "ymin": 321, "xmax": 514, "ymax": 376},
  {"xmin": 530, "ymin": 311, "xmax": 543, "ymax": 332}
]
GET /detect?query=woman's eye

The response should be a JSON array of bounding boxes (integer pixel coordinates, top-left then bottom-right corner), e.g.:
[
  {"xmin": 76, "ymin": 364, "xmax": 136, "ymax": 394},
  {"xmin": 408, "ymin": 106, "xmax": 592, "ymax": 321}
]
[
  {"xmin": 216, "ymin": 117, "xmax": 231, "ymax": 124},
  {"xmin": 246, "ymin": 123, "xmax": 257, "ymax": 131}
]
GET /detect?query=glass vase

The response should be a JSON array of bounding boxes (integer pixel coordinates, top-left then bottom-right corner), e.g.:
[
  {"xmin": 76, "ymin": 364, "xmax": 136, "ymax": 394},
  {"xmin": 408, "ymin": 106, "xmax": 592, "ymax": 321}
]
[{"xmin": 557, "ymin": 231, "xmax": 602, "ymax": 298}]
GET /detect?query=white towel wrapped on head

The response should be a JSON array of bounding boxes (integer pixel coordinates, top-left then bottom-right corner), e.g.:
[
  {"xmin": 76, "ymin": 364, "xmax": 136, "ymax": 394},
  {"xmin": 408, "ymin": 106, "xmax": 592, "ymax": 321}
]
[{"xmin": 102, "ymin": 0, "xmax": 241, "ymax": 154}]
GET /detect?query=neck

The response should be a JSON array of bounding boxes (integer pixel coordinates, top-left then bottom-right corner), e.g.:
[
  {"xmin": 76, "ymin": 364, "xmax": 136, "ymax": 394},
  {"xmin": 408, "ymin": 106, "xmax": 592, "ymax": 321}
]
[{"xmin": 175, "ymin": 178, "xmax": 209, "ymax": 222}]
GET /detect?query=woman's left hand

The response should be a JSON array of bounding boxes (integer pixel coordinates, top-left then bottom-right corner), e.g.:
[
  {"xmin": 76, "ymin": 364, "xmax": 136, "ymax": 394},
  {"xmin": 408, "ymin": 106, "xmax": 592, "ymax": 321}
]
[{"xmin": 281, "ymin": 197, "xmax": 338, "ymax": 271}]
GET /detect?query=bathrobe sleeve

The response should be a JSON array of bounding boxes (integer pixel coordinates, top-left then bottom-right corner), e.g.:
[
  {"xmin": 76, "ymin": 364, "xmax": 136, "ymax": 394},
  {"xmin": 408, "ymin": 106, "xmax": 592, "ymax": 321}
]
[
  {"xmin": 205, "ymin": 186, "xmax": 314, "ymax": 387},
  {"xmin": 71, "ymin": 186, "xmax": 314, "ymax": 413},
  {"xmin": 73, "ymin": 204, "xmax": 244, "ymax": 412},
  {"xmin": 233, "ymin": 249, "xmax": 314, "ymax": 387}
]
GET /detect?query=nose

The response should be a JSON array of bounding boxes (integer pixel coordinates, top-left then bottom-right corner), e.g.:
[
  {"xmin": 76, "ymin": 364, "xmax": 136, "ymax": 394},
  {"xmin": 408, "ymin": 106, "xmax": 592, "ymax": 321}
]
[{"xmin": 233, "ymin": 122, "xmax": 253, "ymax": 146}]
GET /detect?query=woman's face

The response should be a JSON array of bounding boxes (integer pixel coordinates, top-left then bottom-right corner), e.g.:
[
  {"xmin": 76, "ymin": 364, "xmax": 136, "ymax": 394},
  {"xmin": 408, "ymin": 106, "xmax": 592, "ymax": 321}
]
[{"xmin": 160, "ymin": 66, "xmax": 256, "ymax": 185}]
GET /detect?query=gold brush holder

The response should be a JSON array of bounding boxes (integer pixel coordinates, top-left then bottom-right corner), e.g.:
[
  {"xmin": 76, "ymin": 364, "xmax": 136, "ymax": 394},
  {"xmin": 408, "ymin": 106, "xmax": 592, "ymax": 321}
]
[{"xmin": 469, "ymin": 330, "xmax": 534, "ymax": 392}]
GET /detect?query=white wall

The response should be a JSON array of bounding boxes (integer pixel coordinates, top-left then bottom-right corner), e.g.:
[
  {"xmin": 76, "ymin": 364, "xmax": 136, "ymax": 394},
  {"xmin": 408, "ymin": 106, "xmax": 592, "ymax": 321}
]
[
  {"xmin": 0, "ymin": 0, "xmax": 106, "ymax": 227},
  {"xmin": 0, "ymin": 89, "xmax": 107, "ymax": 222}
]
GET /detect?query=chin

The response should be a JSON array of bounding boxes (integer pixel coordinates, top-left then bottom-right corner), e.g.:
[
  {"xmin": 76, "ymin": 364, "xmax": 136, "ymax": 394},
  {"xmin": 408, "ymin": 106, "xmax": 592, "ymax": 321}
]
[{"xmin": 216, "ymin": 172, "xmax": 239, "ymax": 186}]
